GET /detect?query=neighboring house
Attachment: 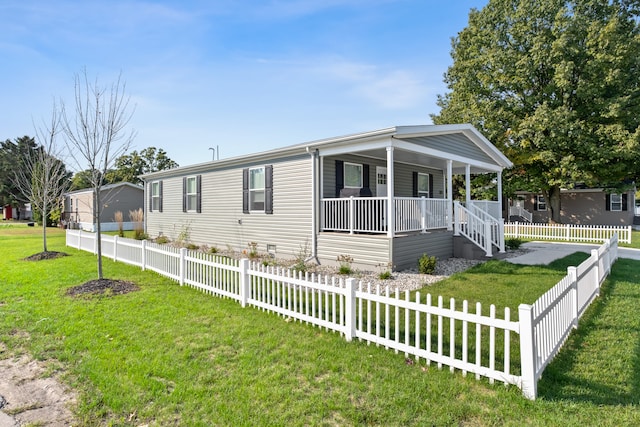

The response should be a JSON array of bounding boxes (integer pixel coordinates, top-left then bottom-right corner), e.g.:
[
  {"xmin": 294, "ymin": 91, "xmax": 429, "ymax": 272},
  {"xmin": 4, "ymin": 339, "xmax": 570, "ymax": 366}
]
[
  {"xmin": 141, "ymin": 124, "xmax": 513, "ymax": 270},
  {"xmin": 509, "ymin": 187, "xmax": 636, "ymax": 226},
  {"xmin": 63, "ymin": 182, "xmax": 144, "ymax": 232}
]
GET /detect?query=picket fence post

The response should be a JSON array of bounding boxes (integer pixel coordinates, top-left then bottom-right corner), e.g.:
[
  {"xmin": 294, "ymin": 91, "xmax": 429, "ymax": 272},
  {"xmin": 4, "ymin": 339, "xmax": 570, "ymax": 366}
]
[
  {"xmin": 141, "ymin": 240, "xmax": 147, "ymax": 271},
  {"xmin": 179, "ymin": 247, "xmax": 187, "ymax": 286},
  {"xmin": 591, "ymin": 249, "xmax": 601, "ymax": 293},
  {"xmin": 568, "ymin": 266, "xmax": 578, "ymax": 329},
  {"xmin": 113, "ymin": 235, "xmax": 119, "ymax": 262},
  {"xmin": 239, "ymin": 259, "xmax": 250, "ymax": 308},
  {"xmin": 344, "ymin": 278, "xmax": 357, "ymax": 342},
  {"xmin": 518, "ymin": 304, "xmax": 537, "ymax": 400}
]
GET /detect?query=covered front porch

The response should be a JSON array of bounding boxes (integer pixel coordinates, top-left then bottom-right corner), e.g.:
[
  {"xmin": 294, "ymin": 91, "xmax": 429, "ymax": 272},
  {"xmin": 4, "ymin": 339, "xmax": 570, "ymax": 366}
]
[{"xmin": 307, "ymin": 124, "xmax": 513, "ymax": 258}]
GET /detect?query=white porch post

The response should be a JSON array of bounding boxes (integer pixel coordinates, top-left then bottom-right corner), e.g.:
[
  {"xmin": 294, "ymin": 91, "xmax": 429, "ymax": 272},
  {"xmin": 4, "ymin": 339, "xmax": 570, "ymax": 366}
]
[
  {"xmin": 497, "ymin": 170, "xmax": 506, "ymax": 253},
  {"xmin": 386, "ymin": 147, "xmax": 395, "ymax": 237},
  {"xmin": 497, "ymin": 170, "xmax": 503, "ymax": 219},
  {"xmin": 447, "ymin": 160, "xmax": 453, "ymax": 231},
  {"xmin": 465, "ymin": 164, "xmax": 471, "ymax": 207}
]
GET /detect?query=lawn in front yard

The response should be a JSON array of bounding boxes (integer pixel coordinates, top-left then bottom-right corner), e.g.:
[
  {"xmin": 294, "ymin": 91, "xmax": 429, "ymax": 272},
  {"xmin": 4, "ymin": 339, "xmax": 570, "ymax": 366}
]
[{"xmin": 0, "ymin": 226, "xmax": 639, "ymax": 426}]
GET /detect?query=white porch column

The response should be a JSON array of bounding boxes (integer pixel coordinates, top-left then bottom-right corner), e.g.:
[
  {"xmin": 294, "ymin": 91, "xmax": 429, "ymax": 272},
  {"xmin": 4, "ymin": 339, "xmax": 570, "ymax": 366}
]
[
  {"xmin": 465, "ymin": 164, "xmax": 471, "ymax": 207},
  {"xmin": 497, "ymin": 170, "xmax": 503, "ymax": 219},
  {"xmin": 386, "ymin": 146, "xmax": 395, "ymax": 237},
  {"xmin": 447, "ymin": 160, "xmax": 453, "ymax": 231}
]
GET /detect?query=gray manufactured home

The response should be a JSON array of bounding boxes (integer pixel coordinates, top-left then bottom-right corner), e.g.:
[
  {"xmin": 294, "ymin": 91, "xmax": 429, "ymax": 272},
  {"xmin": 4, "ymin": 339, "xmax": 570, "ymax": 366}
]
[{"xmin": 141, "ymin": 124, "xmax": 513, "ymax": 270}]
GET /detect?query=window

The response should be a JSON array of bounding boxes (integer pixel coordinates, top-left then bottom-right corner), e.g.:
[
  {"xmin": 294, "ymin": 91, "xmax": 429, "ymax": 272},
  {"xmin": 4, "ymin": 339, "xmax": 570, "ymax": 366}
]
[
  {"xmin": 249, "ymin": 167, "xmax": 265, "ymax": 211},
  {"xmin": 536, "ymin": 195, "xmax": 546, "ymax": 211},
  {"xmin": 150, "ymin": 181, "xmax": 162, "ymax": 212},
  {"xmin": 344, "ymin": 162, "xmax": 363, "ymax": 188},
  {"xmin": 243, "ymin": 165, "xmax": 273, "ymax": 214},
  {"xmin": 610, "ymin": 193, "xmax": 622, "ymax": 211},
  {"xmin": 182, "ymin": 176, "xmax": 201, "ymax": 213},
  {"xmin": 417, "ymin": 173, "xmax": 430, "ymax": 197}
]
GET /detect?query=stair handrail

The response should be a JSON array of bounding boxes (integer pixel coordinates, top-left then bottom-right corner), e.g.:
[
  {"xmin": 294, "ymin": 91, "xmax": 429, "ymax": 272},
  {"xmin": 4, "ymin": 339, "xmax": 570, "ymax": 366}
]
[{"xmin": 454, "ymin": 201, "xmax": 493, "ymax": 256}]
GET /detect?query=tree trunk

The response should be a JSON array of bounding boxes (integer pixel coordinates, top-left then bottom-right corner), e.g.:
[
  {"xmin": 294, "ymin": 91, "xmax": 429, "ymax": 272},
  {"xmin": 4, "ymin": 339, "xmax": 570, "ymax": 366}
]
[
  {"xmin": 547, "ymin": 186, "xmax": 562, "ymax": 224},
  {"xmin": 95, "ymin": 189, "xmax": 103, "ymax": 279},
  {"xmin": 42, "ymin": 201, "xmax": 48, "ymax": 252}
]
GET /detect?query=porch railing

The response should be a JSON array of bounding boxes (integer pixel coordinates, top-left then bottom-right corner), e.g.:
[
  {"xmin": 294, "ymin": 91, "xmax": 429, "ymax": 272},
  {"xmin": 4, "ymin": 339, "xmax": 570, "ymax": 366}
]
[
  {"xmin": 468, "ymin": 200, "xmax": 502, "ymax": 220},
  {"xmin": 454, "ymin": 201, "xmax": 505, "ymax": 256},
  {"xmin": 321, "ymin": 197, "xmax": 450, "ymax": 234},
  {"xmin": 508, "ymin": 205, "xmax": 533, "ymax": 223}
]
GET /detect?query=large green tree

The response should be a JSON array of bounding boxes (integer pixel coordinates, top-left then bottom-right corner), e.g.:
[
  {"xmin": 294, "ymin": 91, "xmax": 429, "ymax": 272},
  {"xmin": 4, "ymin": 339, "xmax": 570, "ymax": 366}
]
[
  {"xmin": 106, "ymin": 147, "xmax": 178, "ymax": 185},
  {"xmin": 433, "ymin": 0, "xmax": 640, "ymax": 222},
  {"xmin": 0, "ymin": 136, "xmax": 38, "ymax": 207}
]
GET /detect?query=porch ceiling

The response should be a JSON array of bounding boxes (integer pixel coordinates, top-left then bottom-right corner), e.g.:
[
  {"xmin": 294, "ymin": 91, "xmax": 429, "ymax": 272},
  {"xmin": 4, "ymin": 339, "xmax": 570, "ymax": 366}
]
[{"xmin": 329, "ymin": 146, "xmax": 499, "ymax": 175}]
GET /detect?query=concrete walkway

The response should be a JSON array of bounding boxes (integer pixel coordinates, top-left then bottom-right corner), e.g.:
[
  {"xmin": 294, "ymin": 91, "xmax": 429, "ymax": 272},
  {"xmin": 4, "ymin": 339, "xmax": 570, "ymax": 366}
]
[{"xmin": 506, "ymin": 241, "xmax": 640, "ymax": 265}]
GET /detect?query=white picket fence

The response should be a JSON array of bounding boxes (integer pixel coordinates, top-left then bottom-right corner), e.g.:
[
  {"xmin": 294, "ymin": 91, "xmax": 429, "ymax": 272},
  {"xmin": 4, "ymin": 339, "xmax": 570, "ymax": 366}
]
[
  {"xmin": 66, "ymin": 229, "xmax": 619, "ymax": 400},
  {"xmin": 505, "ymin": 221, "xmax": 631, "ymax": 244}
]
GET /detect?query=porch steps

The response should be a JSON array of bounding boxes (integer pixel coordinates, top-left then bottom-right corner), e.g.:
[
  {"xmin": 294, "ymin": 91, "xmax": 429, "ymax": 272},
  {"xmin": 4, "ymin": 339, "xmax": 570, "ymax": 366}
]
[{"xmin": 453, "ymin": 236, "xmax": 492, "ymax": 260}]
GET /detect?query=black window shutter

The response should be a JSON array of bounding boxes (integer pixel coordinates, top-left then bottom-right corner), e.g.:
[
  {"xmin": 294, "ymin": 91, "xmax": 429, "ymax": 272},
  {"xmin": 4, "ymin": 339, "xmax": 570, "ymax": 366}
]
[
  {"xmin": 196, "ymin": 175, "xmax": 202, "ymax": 213},
  {"xmin": 605, "ymin": 194, "xmax": 611, "ymax": 211},
  {"xmin": 428, "ymin": 174, "xmax": 434, "ymax": 198},
  {"xmin": 182, "ymin": 177, "xmax": 187, "ymax": 213},
  {"xmin": 148, "ymin": 182, "xmax": 153, "ymax": 212},
  {"xmin": 159, "ymin": 181, "xmax": 163, "ymax": 213},
  {"xmin": 622, "ymin": 193, "xmax": 628, "ymax": 211},
  {"xmin": 363, "ymin": 164, "xmax": 370, "ymax": 188},
  {"xmin": 265, "ymin": 165, "xmax": 273, "ymax": 214},
  {"xmin": 534, "ymin": 196, "xmax": 539, "ymax": 211},
  {"xmin": 412, "ymin": 172, "xmax": 418, "ymax": 197},
  {"xmin": 335, "ymin": 160, "xmax": 344, "ymax": 197},
  {"xmin": 242, "ymin": 168, "xmax": 249, "ymax": 213}
]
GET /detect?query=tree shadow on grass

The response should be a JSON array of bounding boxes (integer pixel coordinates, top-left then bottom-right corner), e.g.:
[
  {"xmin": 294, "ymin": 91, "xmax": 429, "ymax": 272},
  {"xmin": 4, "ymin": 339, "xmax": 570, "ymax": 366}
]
[{"xmin": 537, "ymin": 259, "xmax": 640, "ymax": 406}]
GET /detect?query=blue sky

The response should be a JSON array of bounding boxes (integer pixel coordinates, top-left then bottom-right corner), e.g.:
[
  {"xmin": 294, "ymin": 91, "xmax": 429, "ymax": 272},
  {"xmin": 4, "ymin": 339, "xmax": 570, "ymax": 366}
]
[{"xmin": 1, "ymin": 0, "xmax": 487, "ymax": 168}]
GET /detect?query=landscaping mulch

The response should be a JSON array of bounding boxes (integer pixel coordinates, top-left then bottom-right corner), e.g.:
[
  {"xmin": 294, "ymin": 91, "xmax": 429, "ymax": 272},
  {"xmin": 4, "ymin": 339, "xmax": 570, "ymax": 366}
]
[
  {"xmin": 23, "ymin": 251, "xmax": 68, "ymax": 261},
  {"xmin": 66, "ymin": 279, "xmax": 139, "ymax": 297}
]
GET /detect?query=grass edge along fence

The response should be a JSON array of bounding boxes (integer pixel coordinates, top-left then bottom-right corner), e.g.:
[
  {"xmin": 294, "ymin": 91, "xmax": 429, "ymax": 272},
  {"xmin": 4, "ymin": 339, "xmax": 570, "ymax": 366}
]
[
  {"xmin": 66, "ymin": 230, "xmax": 619, "ymax": 400},
  {"xmin": 505, "ymin": 221, "xmax": 631, "ymax": 244}
]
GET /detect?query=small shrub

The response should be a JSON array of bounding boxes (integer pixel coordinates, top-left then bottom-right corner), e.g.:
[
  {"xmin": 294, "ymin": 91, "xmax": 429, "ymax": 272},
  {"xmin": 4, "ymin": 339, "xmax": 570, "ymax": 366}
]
[
  {"xmin": 292, "ymin": 241, "xmax": 311, "ymax": 273},
  {"xmin": 246, "ymin": 242, "xmax": 258, "ymax": 259},
  {"xmin": 505, "ymin": 237, "xmax": 523, "ymax": 250},
  {"xmin": 114, "ymin": 211, "xmax": 124, "ymax": 237},
  {"xmin": 155, "ymin": 235, "xmax": 170, "ymax": 244},
  {"xmin": 376, "ymin": 262, "xmax": 394, "ymax": 280},
  {"xmin": 208, "ymin": 246, "xmax": 219, "ymax": 254},
  {"xmin": 378, "ymin": 271, "xmax": 392, "ymax": 280},
  {"xmin": 418, "ymin": 254, "xmax": 437, "ymax": 274},
  {"xmin": 337, "ymin": 254, "xmax": 354, "ymax": 275},
  {"xmin": 186, "ymin": 243, "xmax": 199, "ymax": 250},
  {"xmin": 129, "ymin": 208, "xmax": 145, "ymax": 240}
]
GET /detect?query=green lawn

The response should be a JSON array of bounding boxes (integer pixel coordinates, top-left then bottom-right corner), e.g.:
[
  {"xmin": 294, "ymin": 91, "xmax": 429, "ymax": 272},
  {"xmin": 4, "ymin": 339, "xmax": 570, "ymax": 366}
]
[{"xmin": 1, "ymin": 226, "xmax": 639, "ymax": 426}]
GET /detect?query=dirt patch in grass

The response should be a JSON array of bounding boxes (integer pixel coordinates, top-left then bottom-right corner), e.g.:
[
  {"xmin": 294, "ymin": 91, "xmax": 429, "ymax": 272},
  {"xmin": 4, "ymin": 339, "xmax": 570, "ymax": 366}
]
[
  {"xmin": 23, "ymin": 251, "xmax": 69, "ymax": 261},
  {"xmin": 66, "ymin": 279, "xmax": 140, "ymax": 297},
  {"xmin": 0, "ymin": 343, "xmax": 77, "ymax": 426}
]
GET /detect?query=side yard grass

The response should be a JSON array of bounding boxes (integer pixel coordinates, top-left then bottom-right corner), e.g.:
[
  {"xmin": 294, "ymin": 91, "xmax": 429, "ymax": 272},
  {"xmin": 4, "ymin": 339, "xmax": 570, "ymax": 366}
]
[{"xmin": 1, "ymin": 227, "xmax": 639, "ymax": 426}]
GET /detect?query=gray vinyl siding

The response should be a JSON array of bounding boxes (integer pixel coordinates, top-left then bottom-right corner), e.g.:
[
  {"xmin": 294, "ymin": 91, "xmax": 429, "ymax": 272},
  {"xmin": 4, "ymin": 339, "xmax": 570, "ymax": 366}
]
[
  {"xmin": 403, "ymin": 134, "xmax": 496, "ymax": 165},
  {"xmin": 146, "ymin": 155, "xmax": 313, "ymax": 258},
  {"xmin": 322, "ymin": 154, "xmax": 444, "ymax": 198},
  {"xmin": 392, "ymin": 231, "xmax": 454, "ymax": 270},
  {"xmin": 316, "ymin": 233, "xmax": 391, "ymax": 269}
]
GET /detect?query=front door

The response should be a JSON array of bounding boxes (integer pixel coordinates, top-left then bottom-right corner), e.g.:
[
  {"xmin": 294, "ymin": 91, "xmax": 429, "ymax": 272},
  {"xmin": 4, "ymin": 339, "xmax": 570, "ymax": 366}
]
[{"xmin": 376, "ymin": 166, "xmax": 387, "ymax": 197}]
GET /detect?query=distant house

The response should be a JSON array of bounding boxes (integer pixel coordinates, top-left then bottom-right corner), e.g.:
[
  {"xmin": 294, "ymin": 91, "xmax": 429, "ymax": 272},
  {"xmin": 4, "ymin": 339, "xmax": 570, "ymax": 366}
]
[
  {"xmin": 509, "ymin": 186, "xmax": 636, "ymax": 226},
  {"xmin": 63, "ymin": 182, "xmax": 144, "ymax": 232},
  {"xmin": 141, "ymin": 124, "xmax": 513, "ymax": 270}
]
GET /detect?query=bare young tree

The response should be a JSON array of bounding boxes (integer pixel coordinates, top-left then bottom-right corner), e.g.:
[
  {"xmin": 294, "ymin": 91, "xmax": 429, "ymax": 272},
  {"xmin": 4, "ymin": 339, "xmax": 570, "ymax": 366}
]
[
  {"xmin": 62, "ymin": 69, "xmax": 136, "ymax": 279},
  {"xmin": 13, "ymin": 102, "xmax": 70, "ymax": 254}
]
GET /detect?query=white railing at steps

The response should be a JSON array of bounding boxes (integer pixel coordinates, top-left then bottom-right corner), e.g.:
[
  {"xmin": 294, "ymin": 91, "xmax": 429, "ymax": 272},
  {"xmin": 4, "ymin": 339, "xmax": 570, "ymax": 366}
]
[
  {"xmin": 468, "ymin": 200, "xmax": 502, "ymax": 220},
  {"xmin": 469, "ymin": 204, "xmax": 506, "ymax": 254},
  {"xmin": 508, "ymin": 205, "xmax": 533, "ymax": 223},
  {"xmin": 454, "ymin": 202, "xmax": 505, "ymax": 256}
]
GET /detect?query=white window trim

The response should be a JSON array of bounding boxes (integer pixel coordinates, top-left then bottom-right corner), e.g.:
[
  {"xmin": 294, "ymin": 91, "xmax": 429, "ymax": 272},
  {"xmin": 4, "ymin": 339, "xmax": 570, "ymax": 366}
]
[
  {"xmin": 536, "ymin": 195, "xmax": 547, "ymax": 211},
  {"xmin": 344, "ymin": 162, "xmax": 363, "ymax": 189},
  {"xmin": 417, "ymin": 173, "xmax": 430, "ymax": 197},
  {"xmin": 151, "ymin": 181, "xmax": 161, "ymax": 211},
  {"xmin": 610, "ymin": 193, "xmax": 622, "ymax": 212},
  {"xmin": 249, "ymin": 166, "xmax": 265, "ymax": 212},
  {"xmin": 185, "ymin": 176, "xmax": 198, "ymax": 212}
]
